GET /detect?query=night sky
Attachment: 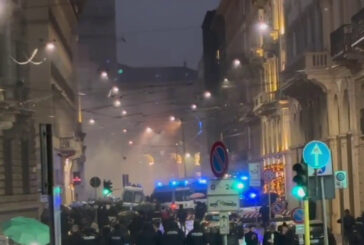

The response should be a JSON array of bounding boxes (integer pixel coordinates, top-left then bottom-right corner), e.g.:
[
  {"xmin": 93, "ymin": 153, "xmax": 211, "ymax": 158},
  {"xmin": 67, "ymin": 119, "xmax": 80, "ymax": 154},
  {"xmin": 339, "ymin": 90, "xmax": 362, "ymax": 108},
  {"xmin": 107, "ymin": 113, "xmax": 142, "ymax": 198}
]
[{"xmin": 116, "ymin": 0, "xmax": 220, "ymax": 69}]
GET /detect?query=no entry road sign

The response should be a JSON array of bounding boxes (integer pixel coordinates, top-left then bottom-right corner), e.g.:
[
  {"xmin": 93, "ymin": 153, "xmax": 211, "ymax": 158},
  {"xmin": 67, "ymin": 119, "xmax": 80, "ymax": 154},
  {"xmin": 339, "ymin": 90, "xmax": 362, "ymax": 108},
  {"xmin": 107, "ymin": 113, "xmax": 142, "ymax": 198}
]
[{"xmin": 210, "ymin": 141, "xmax": 229, "ymax": 178}]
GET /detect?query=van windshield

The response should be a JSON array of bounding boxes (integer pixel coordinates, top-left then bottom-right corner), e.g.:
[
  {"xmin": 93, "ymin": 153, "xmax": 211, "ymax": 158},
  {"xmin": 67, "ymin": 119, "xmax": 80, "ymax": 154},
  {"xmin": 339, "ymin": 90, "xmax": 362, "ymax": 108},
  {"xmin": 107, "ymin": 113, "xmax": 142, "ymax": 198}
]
[
  {"xmin": 153, "ymin": 192, "xmax": 172, "ymax": 203},
  {"xmin": 123, "ymin": 190, "xmax": 144, "ymax": 203},
  {"xmin": 175, "ymin": 190, "xmax": 191, "ymax": 201}
]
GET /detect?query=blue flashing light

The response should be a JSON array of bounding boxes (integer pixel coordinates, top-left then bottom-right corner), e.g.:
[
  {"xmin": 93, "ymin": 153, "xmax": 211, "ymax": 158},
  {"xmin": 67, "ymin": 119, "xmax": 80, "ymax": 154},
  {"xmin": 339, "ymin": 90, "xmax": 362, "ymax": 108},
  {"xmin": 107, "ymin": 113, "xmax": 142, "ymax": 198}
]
[
  {"xmin": 171, "ymin": 180, "xmax": 178, "ymax": 186},
  {"xmin": 198, "ymin": 179, "xmax": 207, "ymax": 184},
  {"xmin": 240, "ymin": 176, "xmax": 249, "ymax": 181},
  {"xmin": 156, "ymin": 182, "xmax": 163, "ymax": 187},
  {"xmin": 249, "ymin": 192, "xmax": 257, "ymax": 199},
  {"xmin": 237, "ymin": 183, "xmax": 244, "ymax": 190},
  {"xmin": 184, "ymin": 180, "xmax": 189, "ymax": 185}
]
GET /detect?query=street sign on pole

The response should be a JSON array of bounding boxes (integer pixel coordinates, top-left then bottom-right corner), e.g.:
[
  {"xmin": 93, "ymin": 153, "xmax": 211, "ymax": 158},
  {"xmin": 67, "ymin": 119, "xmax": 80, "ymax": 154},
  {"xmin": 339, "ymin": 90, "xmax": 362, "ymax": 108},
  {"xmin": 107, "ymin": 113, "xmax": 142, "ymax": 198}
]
[
  {"xmin": 208, "ymin": 179, "xmax": 241, "ymax": 195},
  {"xmin": 291, "ymin": 207, "xmax": 304, "ymax": 224},
  {"xmin": 207, "ymin": 195, "xmax": 240, "ymax": 212},
  {"xmin": 90, "ymin": 176, "xmax": 101, "ymax": 188},
  {"xmin": 295, "ymin": 224, "xmax": 305, "ymax": 235},
  {"xmin": 249, "ymin": 163, "xmax": 261, "ymax": 187},
  {"xmin": 303, "ymin": 141, "xmax": 331, "ymax": 169},
  {"xmin": 335, "ymin": 171, "xmax": 348, "ymax": 189},
  {"xmin": 210, "ymin": 141, "xmax": 229, "ymax": 178},
  {"xmin": 219, "ymin": 212, "xmax": 230, "ymax": 235},
  {"xmin": 308, "ymin": 162, "xmax": 333, "ymax": 176}
]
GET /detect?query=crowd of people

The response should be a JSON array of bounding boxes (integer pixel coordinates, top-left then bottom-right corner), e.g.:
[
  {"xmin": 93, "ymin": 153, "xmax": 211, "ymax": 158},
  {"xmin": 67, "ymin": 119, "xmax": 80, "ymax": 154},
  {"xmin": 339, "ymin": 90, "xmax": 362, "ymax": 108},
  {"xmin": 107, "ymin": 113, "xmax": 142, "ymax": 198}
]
[
  {"xmin": 52, "ymin": 201, "xmax": 364, "ymax": 245},
  {"xmin": 338, "ymin": 209, "xmax": 364, "ymax": 245}
]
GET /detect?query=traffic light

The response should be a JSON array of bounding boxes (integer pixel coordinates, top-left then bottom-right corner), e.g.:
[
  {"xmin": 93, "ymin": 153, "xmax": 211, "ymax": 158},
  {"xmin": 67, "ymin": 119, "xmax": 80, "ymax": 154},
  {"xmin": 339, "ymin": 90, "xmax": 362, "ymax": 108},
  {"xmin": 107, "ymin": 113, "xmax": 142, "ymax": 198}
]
[
  {"xmin": 103, "ymin": 180, "xmax": 113, "ymax": 196},
  {"xmin": 292, "ymin": 162, "xmax": 308, "ymax": 199},
  {"xmin": 232, "ymin": 181, "xmax": 245, "ymax": 192}
]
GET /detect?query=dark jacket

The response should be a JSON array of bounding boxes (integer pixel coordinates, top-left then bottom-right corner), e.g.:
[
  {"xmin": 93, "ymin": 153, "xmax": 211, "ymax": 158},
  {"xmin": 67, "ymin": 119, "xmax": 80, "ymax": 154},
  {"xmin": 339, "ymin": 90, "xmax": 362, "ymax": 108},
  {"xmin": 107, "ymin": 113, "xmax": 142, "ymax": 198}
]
[
  {"xmin": 161, "ymin": 229, "xmax": 185, "ymax": 245},
  {"xmin": 80, "ymin": 229, "xmax": 99, "ymax": 245},
  {"xmin": 245, "ymin": 231, "xmax": 259, "ymax": 245},
  {"xmin": 186, "ymin": 229, "xmax": 208, "ymax": 245},
  {"xmin": 68, "ymin": 232, "xmax": 82, "ymax": 245},
  {"xmin": 177, "ymin": 208, "xmax": 187, "ymax": 222},
  {"xmin": 263, "ymin": 231, "xmax": 277, "ymax": 245},
  {"xmin": 338, "ymin": 214, "xmax": 356, "ymax": 235},
  {"xmin": 108, "ymin": 229, "xmax": 124, "ymax": 245},
  {"xmin": 136, "ymin": 230, "xmax": 159, "ymax": 245}
]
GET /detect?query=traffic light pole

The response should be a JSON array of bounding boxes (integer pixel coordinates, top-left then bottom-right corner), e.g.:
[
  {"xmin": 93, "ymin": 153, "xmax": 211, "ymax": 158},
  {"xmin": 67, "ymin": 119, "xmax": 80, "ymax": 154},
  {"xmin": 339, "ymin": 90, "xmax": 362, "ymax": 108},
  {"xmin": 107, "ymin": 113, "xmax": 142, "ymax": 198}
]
[{"xmin": 304, "ymin": 200, "xmax": 311, "ymax": 245}]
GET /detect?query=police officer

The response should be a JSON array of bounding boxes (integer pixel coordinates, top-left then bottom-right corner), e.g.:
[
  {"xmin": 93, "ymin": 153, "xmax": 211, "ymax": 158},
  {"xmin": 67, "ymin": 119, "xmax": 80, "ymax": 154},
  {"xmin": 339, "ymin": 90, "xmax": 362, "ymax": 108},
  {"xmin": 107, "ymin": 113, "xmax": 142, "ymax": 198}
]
[
  {"xmin": 186, "ymin": 221, "xmax": 208, "ymax": 245},
  {"xmin": 161, "ymin": 221, "xmax": 185, "ymax": 245},
  {"xmin": 109, "ymin": 224, "xmax": 124, "ymax": 245},
  {"xmin": 80, "ymin": 227, "xmax": 99, "ymax": 245}
]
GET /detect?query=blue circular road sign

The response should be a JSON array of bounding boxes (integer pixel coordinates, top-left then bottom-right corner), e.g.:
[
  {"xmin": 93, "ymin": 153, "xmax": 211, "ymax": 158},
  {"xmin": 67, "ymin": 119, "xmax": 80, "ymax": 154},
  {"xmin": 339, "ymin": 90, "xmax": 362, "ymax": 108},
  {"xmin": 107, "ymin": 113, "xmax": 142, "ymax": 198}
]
[
  {"xmin": 291, "ymin": 207, "xmax": 304, "ymax": 224},
  {"xmin": 210, "ymin": 141, "xmax": 229, "ymax": 178},
  {"xmin": 303, "ymin": 140, "xmax": 331, "ymax": 169}
]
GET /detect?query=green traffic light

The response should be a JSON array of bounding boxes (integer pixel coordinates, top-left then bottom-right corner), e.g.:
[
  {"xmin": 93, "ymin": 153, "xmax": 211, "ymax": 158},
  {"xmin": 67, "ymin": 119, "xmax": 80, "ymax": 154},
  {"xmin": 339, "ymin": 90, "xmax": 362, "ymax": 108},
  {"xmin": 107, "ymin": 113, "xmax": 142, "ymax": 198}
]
[
  {"xmin": 118, "ymin": 69, "xmax": 124, "ymax": 75},
  {"xmin": 103, "ymin": 188, "xmax": 111, "ymax": 196},
  {"xmin": 292, "ymin": 185, "xmax": 306, "ymax": 199},
  {"xmin": 232, "ymin": 181, "xmax": 245, "ymax": 191}
]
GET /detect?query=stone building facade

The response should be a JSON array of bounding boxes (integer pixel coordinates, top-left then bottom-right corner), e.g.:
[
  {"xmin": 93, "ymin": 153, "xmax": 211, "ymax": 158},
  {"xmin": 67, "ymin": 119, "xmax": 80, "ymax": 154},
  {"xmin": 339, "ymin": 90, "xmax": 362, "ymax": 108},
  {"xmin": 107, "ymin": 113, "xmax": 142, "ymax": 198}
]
[
  {"xmin": 204, "ymin": 0, "xmax": 364, "ymax": 234},
  {"xmin": 0, "ymin": 0, "xmax": 85, "ymax": 225}
]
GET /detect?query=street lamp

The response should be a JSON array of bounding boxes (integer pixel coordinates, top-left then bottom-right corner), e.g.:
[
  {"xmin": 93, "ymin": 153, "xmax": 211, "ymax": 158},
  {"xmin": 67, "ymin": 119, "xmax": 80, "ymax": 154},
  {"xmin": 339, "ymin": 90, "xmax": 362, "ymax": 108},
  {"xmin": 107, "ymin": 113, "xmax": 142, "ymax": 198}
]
[
  {"xmin": 169, "ymin": 116, "xmax": 176, "ymax": 122},
  {"xmin": 111, "ymin": 86, "xmax": 119, "ymax": 94},
  {"xmin": 203, "ymin": 91, "xmax": 212, "ymax": 99},
  {"xmin": 45, "ymin": 41, "xmax": 56, "ymax": 51},
  {"xmin": 191, "ymin": 104, "xmax": 197, "ymax": 110},
  {"xmin": 113, "ymin": 99, "xmax": 121, "ymax": 107},
  {"xmin": 122, "ymin": 129, "xmax": 128, "ymax": 134},
  {"xmin": 121, "ymin": 110, "xmax": 127, "ymax": 116},
  {"xmin": 100, "ymin": 71, "xmax": 108, "ymax": 80},
  {"xmin": 257, "ymin": 22, "xmax": 269, "ymax": 32},
  {"xmin": 88, "ymin": 118, "xmax": 95, "ymax": 125},
  {"xmin": 232, "ymin": 59, "xmax": 241, "ymax": 68},
  {"xmin": 128, "ymin": 140, "xmax": 134, "ymax": 145},
  {"xmin": 146, "ymin": 127, "xmax": 153, "ymax": 133},
  {"xmin": 185, "ymin": 152, "xmax": 191, "ymax": 158}
]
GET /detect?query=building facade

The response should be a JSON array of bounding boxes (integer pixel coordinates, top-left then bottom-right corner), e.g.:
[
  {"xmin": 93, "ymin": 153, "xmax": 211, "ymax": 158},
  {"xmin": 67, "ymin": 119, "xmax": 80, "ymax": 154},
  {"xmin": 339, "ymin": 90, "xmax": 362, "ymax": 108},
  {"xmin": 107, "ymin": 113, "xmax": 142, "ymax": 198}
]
[
  {"xmin": 0, "ymin": 0, "xmax": 85, "ymax": 225},
  {"xmin": 205, "ymin": 0, "xmax": 364, "ymax": 234}
]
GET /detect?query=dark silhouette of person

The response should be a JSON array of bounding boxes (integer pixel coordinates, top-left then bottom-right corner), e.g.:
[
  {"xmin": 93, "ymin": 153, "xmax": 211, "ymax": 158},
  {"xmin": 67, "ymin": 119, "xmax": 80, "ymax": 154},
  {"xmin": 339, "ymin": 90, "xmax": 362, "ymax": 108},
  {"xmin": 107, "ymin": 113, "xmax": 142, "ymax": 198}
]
[
  {"xmin": 177, "ymin": 204, "xmax": 187, "ymax": 232},
  {"xmin": 161, "ymin": 221, "xmax": 185, "ymax": 245},
  {"xmin": 338, "ymin": 209, "xmax": 356, "ymax": 244},
  {"xmin": 245, "ymin": 225, "xmax": 259, "ymax": 245},
  {"xmin": 186, "ymin": 221, "xmax": 208, "ymax": 245}
]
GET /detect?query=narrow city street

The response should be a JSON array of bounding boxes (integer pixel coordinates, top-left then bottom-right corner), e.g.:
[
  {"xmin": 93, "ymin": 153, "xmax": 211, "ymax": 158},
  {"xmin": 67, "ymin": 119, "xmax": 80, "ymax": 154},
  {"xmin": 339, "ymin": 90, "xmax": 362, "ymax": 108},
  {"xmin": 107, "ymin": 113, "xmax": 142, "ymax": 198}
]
[{"xmin": 0, "ymin": 0, "xmax": 364, "ymax": 245}]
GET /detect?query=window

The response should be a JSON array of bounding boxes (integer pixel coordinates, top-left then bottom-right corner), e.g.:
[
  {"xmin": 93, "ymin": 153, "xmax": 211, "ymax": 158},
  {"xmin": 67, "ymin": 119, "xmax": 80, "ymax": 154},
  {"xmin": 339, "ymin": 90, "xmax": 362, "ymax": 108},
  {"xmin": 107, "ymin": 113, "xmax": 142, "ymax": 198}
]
[
  {"xmin": 152, "ymin": 191, "xmax": 172, "ymax": 203},
  {"xmin": 134, "ymin": 192, "xmax": 144, "ymax": 203},
  {"xmin": 175, "ymin": 190, "xmax": 191, "ymax": 202}
]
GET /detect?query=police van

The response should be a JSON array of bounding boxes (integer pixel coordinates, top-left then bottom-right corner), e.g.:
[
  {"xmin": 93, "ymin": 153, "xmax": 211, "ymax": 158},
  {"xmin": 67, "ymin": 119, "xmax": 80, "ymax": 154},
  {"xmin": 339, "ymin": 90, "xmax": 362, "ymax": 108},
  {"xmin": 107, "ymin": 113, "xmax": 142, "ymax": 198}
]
[
  {"xmin": 151, "ymin": 179, "xmax": 207, "ymax": 210},
  {"xmin": 122, "ymin": 185, "xmax": 144, "ymax": 208}
]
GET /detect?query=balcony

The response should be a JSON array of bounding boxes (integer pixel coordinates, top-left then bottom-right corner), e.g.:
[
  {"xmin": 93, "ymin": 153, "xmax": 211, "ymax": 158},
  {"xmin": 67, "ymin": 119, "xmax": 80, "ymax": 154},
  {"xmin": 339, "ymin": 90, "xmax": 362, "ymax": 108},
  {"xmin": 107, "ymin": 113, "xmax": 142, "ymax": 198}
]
[
  {"xmin": 330, "ymin": 24, "xmax": 352, "ymax": 60},
  {"xmin": 252, "ymin": 0, "xmax": 269, "ymax": 8},
  {"xmin": 330, "ymin": 8, "xmax": 364, "ymax": 62},
  {"xmin": 286, "ymin": 51, "xmax": 331, "ymax": 73},
  {"xmin": 351, "ymin": 8, "xmax": 364, "ymax": 49},
  {"xmin": 263, "ymin": 35, "xmax": 279, "ymax": 57},
  {"xmin": 253, "ymin": 91, "xmax": 278, "ymax": 115}
]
